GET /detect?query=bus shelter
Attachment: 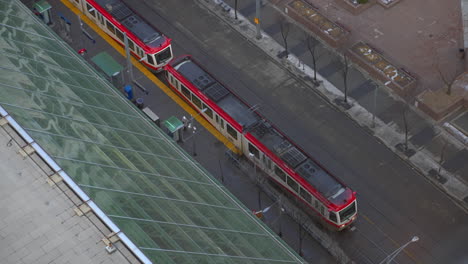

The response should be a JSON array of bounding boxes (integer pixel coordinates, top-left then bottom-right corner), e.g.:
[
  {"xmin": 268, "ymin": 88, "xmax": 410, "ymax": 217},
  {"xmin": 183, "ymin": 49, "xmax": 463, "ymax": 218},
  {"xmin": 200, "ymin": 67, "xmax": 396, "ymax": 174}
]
[
  {"xmin": 163, "ymin": 116, "xmax": 184, "ymax": 142},
  {"xmin": 33, "ymin": 0, "xmax": 52, "ymax": 25}
]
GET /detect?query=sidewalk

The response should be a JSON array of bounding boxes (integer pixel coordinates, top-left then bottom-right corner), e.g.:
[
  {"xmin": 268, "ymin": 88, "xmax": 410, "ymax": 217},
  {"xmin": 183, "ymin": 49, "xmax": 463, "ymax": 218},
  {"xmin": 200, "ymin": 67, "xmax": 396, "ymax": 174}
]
[
  {"xmin": 36, "ymin": 0, "xmax": 467, "ymax": 262},
  {"xmin": 38, "ymin": 1, "xmax": 339, "ymax": 262},
  {"xmin": 204, "ymin": 0, "xmax": 468, "ymax": 210}
]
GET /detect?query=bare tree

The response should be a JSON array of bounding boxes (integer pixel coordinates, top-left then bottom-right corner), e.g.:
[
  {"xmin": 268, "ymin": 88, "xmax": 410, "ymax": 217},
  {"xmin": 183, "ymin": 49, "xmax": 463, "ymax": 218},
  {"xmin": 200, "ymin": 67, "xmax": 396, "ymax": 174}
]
[
  {"xmin": 306, "ymin": 35, "xmax": 318, "ymax": 81},
  {"xmin": 341, "ymin": 53, "xmax": 350, "ymax": 103},
  {"xmin": 279, "ymin": 18, "xmax": 291, "ymax": 58},
  {"xmin": 436, "ymin": 63, "xmax": 457, "ymax": 95},
  {"xmin": 438, "ymin": 140, "xmax": 448, "ymax": 175}
]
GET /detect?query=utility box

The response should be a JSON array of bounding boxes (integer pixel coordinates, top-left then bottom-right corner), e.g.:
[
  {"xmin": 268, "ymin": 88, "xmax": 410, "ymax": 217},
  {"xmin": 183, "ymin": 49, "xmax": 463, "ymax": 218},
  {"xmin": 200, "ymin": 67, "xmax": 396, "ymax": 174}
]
[
  {"xmin": 163, "ymin": 116, "xmax": 183, "ymax": 142},
  {"xmin": 91, "ymin": 52, "xmax": 124, "ymax": 88}
]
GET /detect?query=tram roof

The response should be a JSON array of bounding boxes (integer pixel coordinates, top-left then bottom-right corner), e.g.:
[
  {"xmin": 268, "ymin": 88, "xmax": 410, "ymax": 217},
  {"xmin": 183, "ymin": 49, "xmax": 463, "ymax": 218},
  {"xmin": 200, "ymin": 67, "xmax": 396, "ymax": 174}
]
[
  {"xmin": 249, "ymin": 122, "xmax": 350, "ymax": 206},
  {"xmin": 174, "ymin": 59, "xmax": 260, "ymax": 129},
  {"xmin": 93, "ymin": 0, "xmax": 167, "ymax": 49},
  {"xmin": 0, "ymin": 1, "xmax": 304, "ymax": 263}
]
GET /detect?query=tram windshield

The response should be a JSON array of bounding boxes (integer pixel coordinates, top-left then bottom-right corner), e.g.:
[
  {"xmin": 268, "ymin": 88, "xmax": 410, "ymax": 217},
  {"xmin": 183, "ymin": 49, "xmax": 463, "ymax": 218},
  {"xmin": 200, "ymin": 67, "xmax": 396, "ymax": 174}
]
[
  {"xmin": 339, "ymin": 201, "xmax": 356, "ymax": 222},
  {"xmin": 156, "ymin": 46, "xmax": 172, "ymax": 65}
]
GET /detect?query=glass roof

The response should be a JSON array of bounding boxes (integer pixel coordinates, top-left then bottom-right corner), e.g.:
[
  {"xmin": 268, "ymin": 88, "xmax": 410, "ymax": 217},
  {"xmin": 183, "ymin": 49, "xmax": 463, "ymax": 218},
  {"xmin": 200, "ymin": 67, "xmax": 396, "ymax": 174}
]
[{"xmin": 0, "ymin": 0, "xmax": 304, "ymax": 263}]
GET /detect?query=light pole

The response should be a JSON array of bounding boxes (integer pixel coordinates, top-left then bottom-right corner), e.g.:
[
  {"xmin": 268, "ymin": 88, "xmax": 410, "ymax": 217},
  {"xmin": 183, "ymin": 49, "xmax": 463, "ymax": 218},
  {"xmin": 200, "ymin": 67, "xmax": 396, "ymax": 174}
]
[
  {"xmin": 192, "ymin": 126, "xmax": 197, "ymax": 156},
  {"xmin": 372, "ymin": 83, "xmax": 378, "ymax": 128},
  {"xmin": 255, "ymin": 0, "xmax": 262, "ymax": 39},
  {"xmin": 278, "ymin": 207, "xmax": 284, "ymax": 237},
  {"xmin": 249, "ymin": 152, "xmax": 261, "ymax": 208},
  {"xmin": 184, "ymin": 108, "xmax": 207, "ymax": 130},
  {"xmin": 379, "ymin": 236, "xmax": 419, "ymax": 264},
  {"xmin": 181, "ymin": 108, "xmax": 207, "ymax": 142}
]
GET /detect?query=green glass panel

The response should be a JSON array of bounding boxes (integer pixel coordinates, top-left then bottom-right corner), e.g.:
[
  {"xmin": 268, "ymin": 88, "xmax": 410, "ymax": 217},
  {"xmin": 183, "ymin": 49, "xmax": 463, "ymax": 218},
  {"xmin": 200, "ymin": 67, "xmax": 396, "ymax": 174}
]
[{"xmin": 0, "ymin": 1, "xmax": 304, "ymax": 263}]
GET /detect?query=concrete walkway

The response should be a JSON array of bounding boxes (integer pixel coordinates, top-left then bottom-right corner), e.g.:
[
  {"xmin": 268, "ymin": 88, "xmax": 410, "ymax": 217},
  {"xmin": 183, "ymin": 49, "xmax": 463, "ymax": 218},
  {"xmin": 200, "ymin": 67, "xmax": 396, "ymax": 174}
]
[
  {"xmin": 204, "ymin": 0, "xmax": 468, "ymax": 210},
  {"xmin": 0, "ymin": 126, "xmax": 134, "ymax": 264},
  {"xmin": 30, "ymin": 0, "xmax": 468, "ymax": 262}
]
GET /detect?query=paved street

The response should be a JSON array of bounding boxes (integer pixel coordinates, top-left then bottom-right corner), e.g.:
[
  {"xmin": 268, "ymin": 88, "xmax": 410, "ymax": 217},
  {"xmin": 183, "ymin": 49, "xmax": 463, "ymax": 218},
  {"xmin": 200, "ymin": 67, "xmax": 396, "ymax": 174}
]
[
  {"xmin": 41, "ymin": 1, "xmax": 335, "ymax": 262},
  {"xmin": 33, "ymin": 0, "xmax": 468, "ymax": 263},
  {"xmin": 119, "ymin": 0, "xmax": 468, "ymax": 263}
]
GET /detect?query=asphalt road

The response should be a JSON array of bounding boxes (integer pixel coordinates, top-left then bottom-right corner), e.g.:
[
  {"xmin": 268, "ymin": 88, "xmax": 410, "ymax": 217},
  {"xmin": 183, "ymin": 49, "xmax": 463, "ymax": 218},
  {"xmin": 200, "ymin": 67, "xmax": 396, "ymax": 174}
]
[{"xmin": 120, "ymin": 0, "xmax": 468, "ymax": 263}]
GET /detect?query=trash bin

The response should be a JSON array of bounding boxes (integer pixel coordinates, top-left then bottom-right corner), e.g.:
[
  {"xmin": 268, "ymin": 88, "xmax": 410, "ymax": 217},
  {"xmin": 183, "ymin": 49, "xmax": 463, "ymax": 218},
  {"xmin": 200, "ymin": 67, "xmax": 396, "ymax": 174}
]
[
  {"xmin": 124, "ymin": 85, "xmax": 134, "ymax": 100},
  {"xmin": 136, "ymin": 98, "xmax": 144, "ymax": 109}
]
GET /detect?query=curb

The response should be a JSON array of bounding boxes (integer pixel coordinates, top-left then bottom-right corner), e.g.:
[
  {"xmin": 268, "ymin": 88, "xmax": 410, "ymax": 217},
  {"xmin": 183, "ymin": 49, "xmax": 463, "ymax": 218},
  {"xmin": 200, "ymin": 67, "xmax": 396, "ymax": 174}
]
[{"xmin": 197, "ymin": 0, "xmax": 468, "ymax": 215}]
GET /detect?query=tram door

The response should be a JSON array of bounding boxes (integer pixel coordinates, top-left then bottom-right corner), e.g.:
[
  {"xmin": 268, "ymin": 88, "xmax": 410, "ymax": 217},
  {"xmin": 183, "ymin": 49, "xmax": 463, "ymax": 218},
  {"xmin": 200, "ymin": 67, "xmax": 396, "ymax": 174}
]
[
  {"xmin": 97, "ymin": 13, "xmax": 104, "ymax": 26},
  {"xmin": 261, "ymin": 154, "xmax": 272, "ymax": 172},
  {"xmin": 215, "ymin": 115, "xmax": 224, "ymax": 133}
]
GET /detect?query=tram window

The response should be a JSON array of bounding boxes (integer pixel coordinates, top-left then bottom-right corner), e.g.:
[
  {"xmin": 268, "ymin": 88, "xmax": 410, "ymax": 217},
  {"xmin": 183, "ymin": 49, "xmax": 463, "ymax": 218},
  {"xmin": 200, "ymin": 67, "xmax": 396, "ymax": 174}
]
[
  {"xmin": 320, "ymin": 206, "xmax": 325, "ymax": 216},
  {"xmin": 116, "ymin": 30, "xmax": 124, "ymax": 42},
  {"xmin": 147, "ymin": 54, "xmax": 155, "ymax": 65},
  {"xmin": 155, "ymin": 47, "xmax": 172, "ymax": 65},
  {"xmin": 215, "ymin": 115, "xmax": 219, "ymax": 123},
  {"xmin": 339, "ymin": 202, "xmax": 357, "ymax": 221},
  {"xmin": 106, "ymin": 20, "xmax": 115, "ymax": 34},
  {"xmin": 192, "ymin": 96, "xmax": 202, "ymax": 109},
  {"xmin": 221, "ymin": 119, "xmax": 224, "ymax": 129},
  {"xmin": 314, "ymin": 199, "xmax": 319, "ymax": 210},
  {"xmin": 329, "ymin": 212, "xmax": 337, "ymax": 223},
  {"xmin": 287, "ymin": 177, "xmax": 299, "ymax": 192},
  {"xmin": 169, "ymin": 75, "xmax": 175, "ymax": 86},
  {"xmin": 227, "ymin": 124, "xmax": 238, "ymax": 140},
  {"xmin": 128, "ymin": 40, "xmax": 135, "ymax": 51},
  {"xmin": 248, "ymin": 143, "xmax": 260, "ymax": 159},
  {"xmin": 86, "ymin": 3, "xmax": 96, "ymax": 17},
  {"xmin": 202, "ymin": 104, "xmax": 213, "ymax": 119},
  {"xmin": 274, "ymin": 166, "xmax": 286, "ymax": 181},
  {"xmin": 300, "ymin": 188, "xmax": 312, "ymax": 203},
  {"xmin": 181, "ymin": 85, "xmax": 191, "ymax": 99}
]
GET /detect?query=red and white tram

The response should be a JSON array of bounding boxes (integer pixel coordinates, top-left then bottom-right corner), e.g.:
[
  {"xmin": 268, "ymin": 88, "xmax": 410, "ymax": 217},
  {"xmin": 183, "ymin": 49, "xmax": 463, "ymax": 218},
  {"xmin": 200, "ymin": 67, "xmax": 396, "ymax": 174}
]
[
  {"xmin": 70, "ymin": 0, "xmax": 173, "ymax": 70},
  {"xmin": 165, "ymin": 56, "xmax": 357, "ymax": 230}
]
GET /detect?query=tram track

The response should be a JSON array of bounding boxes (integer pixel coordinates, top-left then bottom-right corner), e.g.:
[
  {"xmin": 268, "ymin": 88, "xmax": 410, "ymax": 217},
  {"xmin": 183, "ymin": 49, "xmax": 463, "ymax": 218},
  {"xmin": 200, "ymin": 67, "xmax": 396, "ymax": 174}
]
[
  {"xmin": 56, "ymin": 0, "xmax": 468, "ymax": 263},
  {"xmin": 119, "ymin": 2, "xmax": 426, "ymax": 263}
]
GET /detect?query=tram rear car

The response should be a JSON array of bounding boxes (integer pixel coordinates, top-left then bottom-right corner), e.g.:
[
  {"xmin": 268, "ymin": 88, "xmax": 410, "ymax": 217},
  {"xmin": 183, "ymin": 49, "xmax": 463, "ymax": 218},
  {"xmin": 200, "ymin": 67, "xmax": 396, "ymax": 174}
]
[
  {"xmin": 165, "ymin": 56, "xmax": 358, "ymax": 230},
  {"xmin": 70, "ymin": 0, "xmax": 173, "ymax": 70}
]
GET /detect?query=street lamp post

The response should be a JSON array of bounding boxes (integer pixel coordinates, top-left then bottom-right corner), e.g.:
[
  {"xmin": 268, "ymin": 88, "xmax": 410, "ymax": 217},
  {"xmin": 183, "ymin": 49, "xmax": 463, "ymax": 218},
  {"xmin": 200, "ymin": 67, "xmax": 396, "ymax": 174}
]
[
  {"xmin": 181, "ymin": 108, "xmax": 207, "ymax": 144},
  {"xmin": 278, "ymin": 207, "xmax": 284, "ymax": 237},
  {"xmin": 379, "ymin": 236, "xmax": 419, "ymax": 264},
  {"xmin": 372, "ymin": 83, "xmax": 378, "ymax": 128},
  {"xmin": 183, "ymin": 108, "xmax": 207, "ymax": 131},
  {"xmin": 255, "ymin": 0, "xmax": 262, "ymax": 39},
  {"xmin": 192, "ymin": 126, "xmax": 197, "ymax": 156},
  {"xmin": 249, "ymin": 152, "xmax": 261, "ymax": 208}
]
